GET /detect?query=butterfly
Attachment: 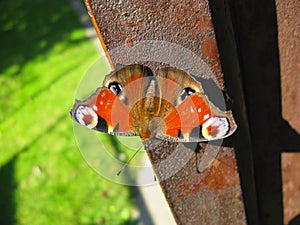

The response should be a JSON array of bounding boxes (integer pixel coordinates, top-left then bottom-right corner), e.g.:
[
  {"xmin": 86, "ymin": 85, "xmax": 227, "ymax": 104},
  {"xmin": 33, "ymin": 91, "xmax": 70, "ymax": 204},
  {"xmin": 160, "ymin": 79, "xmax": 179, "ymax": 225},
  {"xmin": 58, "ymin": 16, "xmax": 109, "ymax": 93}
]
[{"xmin": 70, "ymin": 64, "xmax": 237, "ymax": 142}]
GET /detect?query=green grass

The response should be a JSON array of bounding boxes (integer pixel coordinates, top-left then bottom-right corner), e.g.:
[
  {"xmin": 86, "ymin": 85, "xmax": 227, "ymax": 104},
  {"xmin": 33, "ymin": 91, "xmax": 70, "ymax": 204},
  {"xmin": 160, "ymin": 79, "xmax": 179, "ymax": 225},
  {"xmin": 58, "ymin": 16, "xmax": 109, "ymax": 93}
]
[{"xmin": 0, "ymin": 0, "xmax": 138, "ymax": 224}]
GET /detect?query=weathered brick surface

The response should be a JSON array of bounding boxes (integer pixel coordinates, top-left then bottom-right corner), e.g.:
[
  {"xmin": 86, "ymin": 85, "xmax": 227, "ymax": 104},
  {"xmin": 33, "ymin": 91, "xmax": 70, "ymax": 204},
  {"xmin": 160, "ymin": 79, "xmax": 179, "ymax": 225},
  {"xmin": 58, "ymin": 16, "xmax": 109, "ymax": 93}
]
[
  {"xmin": 276, "ymin": 1, "xmax": 300, "ymax": 224},
  {"xmin": 276, "ymin": 0, "xmax": 300, "ymax": 134},
  {"xmin": 85, "ymin": 0, "xmax": 248, "ymax": 224}
]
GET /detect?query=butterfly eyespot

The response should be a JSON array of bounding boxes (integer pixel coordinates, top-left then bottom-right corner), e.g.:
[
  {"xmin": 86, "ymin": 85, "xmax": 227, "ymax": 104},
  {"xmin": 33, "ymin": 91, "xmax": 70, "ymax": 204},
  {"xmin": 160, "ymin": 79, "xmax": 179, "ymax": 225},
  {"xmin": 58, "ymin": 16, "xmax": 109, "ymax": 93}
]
[
  {"xmin": 180, "ymin": 87, "xmax": 195, "ymax": 101},
  {"xmin": 109, "ymin": 82, "xmax": 123, "ymax": 95}
]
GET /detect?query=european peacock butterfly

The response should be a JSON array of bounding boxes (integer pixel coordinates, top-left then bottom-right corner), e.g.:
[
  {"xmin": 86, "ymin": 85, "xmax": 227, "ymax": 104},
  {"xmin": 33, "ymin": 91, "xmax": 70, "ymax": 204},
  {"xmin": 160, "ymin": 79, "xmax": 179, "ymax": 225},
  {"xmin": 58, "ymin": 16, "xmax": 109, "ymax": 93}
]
[{"xmin": 70, "ymin": 64, "xmax": 237, "ymax": 142}]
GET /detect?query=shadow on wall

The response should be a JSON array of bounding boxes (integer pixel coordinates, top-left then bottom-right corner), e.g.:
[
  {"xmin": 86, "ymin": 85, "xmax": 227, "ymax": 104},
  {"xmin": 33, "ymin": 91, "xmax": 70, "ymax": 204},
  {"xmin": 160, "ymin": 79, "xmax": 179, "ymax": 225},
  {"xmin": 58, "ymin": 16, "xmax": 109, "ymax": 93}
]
[{"xmin": 288, "ymin": 215, "xmax": 300, "ymax": 225}]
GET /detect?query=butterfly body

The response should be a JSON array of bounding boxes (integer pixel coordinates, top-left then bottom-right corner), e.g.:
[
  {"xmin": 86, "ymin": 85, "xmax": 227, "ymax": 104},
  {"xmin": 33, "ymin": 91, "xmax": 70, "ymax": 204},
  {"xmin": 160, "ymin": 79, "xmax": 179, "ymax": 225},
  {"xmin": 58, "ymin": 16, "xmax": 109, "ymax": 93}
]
[{"xmin": 71, "ymin": 64, "xmax": 237, "ymax": 142}]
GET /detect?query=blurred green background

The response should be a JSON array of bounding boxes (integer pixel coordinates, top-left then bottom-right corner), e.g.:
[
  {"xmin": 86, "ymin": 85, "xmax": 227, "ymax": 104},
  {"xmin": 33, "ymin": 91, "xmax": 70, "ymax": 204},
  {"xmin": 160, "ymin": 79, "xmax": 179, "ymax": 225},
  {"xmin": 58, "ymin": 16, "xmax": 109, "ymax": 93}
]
[{"xmin": 0, "ymin": 0, "xmax": 139, "ymax": 224}]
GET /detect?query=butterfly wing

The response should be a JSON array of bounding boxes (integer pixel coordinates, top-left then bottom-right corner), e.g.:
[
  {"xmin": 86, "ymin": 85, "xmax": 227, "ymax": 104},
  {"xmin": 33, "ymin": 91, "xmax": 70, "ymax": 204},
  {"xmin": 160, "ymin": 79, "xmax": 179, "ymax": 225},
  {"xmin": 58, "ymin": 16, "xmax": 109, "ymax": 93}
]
[
  {"xmin": 70, "ymin": 64, "xmax": 153, "ymax": 136},
  {"xmin": 156, "ymin": 67, "xmax": 237, "ymax": 142}
]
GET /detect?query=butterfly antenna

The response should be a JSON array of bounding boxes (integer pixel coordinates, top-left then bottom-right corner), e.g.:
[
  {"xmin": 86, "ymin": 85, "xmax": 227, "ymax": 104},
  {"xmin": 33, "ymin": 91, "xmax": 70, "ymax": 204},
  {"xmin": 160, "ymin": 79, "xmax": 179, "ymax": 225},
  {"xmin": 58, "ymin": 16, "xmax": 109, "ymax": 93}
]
[
  {"xmin": 117, "ymin": 145, "xmax": 144, "ymax": 176},
  {"xmin": 194, "ymin": 144, "xmax": 201, "ymax": 173},
  {"xmin": 195, "ymin": 152, "xmax": 200, "ymax": 173}
]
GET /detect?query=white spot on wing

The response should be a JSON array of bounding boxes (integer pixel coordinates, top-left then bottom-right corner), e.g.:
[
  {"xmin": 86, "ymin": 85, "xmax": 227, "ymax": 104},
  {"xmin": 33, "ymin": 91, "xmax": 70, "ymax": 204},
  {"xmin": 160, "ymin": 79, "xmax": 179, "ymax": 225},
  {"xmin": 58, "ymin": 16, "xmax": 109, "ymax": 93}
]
[
  {"xmin": 202, "ymin": 117, "xmax": 230, "ymax": 140},
  {"xmin": 203, "ymin": 113, "xmax": 210, "ymax": 121},
  {"xmin": 75, "ymin": 105, "xmax": 98, "ymax": 129}
]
